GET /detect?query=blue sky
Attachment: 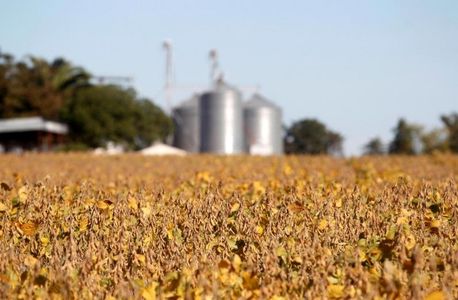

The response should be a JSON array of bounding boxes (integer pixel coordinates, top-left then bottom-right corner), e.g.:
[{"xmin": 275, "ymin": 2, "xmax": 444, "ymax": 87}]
[{"xmin": 1, "ymin": 0, "xmax": 457, "ymax": 154}]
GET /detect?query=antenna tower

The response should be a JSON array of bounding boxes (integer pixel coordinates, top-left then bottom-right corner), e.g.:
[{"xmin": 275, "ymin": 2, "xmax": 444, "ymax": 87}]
[{"xmin": 209, "ymin": 49, "xmax": 220, "ymax": 86}]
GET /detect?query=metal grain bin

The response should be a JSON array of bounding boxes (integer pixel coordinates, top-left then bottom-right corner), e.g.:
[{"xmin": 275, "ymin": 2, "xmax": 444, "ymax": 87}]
[
  {"xmin": 199, "ymin": 81, "xmax": 244, "ymax": 154},
  {"xmin": 172, "ymin": 95, "xmax": 199, "ymax": 152},
  {"xmin": 243, "ymin": 93, "xmax": 283, "ymax": 155}
]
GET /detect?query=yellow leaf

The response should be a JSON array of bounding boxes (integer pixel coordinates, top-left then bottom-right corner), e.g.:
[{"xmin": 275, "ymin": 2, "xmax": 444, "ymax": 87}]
[
  {"xmin": 84, "ymin": 198, "xmax": 96, "ymax": 207},
  {"xmin": 327, "ymin": 276, "xmax": 339, "ymax": 284},
  {"xmin": 241, "ymin": 270, "xmax": 259, "ymax": 290},
  {"xmin": 358, "ymin": 249, "xmax": 367, "ymax": 263},
  {"xmin": 96, "ymin": 200, "xmax": 113, "ymax": 210},
  {"xmin": 135, "ymin": 253, "xmax": 146, "ymax": 265},
  {"xmin": 335, "ymin": 198, "xmax": 342, "ymax": 208},
  {"xmin": 232, "ymin": 254, "xmax": 241, "ymax": 273},
  {"xmin": 141, "ymin": 206, "xmax": 152, "ymax": 217},
  {"xmin": 292, "ymin": 256, "xmax": 303, "ymax": 265},
  {"xmin": 405, "ymin": 234, "xmax": 416, "ymax": 251},
  {"xmin": 196, "ymin": 171, "xmax": 212, "ymax": 182},
  {"xmin": 429, "ymin": 219, "xmax": 441, "ymax": 229},
  {"xmin": 62, "ymin": 186, "xmax": 74, "ymax": 202},
  {"xmin": 425, "ymin": 291, "xmax": 445, "ymax": 300},
  {"xmin": 142, "ymin": 282, "xmax": 158, "ymax": 300},
  {"xmin": 275, "ymin": 246, "xmax": 287, "ymax": 263},
  {"xmin": 386, "ymin": 225, "xmax": 397, "ymax": 240},
  {"xmin": 206, "ymin": 239, "xmax": 219, "ymax": 251},
  {"xmin": 318, "ymin": 219, "xmax": 328, "ymax": 230},
  {"xmin": 397, "ymin": 216, "xmax": 409, "ymax": 225},
  {"xmin": 96, "ymin": 200, "xmax": 108, "ymax": 210},
  {"xmin": 255, "ymin": 225, "xmax": 264, "ymax": 235},
  {"xmin": 327, "ymin": 284, "xmax": 345, "ymax": 299},
  {"xmin": 254, "ymin": 181, "xmax": 265, "ymax": 192},
  {"xmin": 0, "ymin": 202, "xmax": 8, "ymax": 212},
  {"xmin": 18, "ymin": 186, "xmax": 28, "ymax": 203},
  {"xmin": 283, "ymin": 164, "xmax": 292, "ymax": 176},
  {"xmin": 128, "ymin": 197, "xmax": 138, "ymax": 210},
  {"xmin": 166, "ymin": 229, "xmax": 174, "ymax": 240},
  {"xmin": 40, "ymin": 236, "xmax": 49, "ymax": 246},
  {"xmin": 230, "ymin": 203, "xmax": 240, "ymax": 213},
  {"xmin": 79, "ymin": 217, "xmax": 89, "ymax": 232}
]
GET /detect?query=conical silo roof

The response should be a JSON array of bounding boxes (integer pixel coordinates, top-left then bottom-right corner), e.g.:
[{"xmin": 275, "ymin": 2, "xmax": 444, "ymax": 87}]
[
  {"xmin": 244, "ymin": 93, "xmax": 280, "ymax": 110},
  {"xmin": 174, "ymin": 94, "xmax": 199, "ymax": 109}
]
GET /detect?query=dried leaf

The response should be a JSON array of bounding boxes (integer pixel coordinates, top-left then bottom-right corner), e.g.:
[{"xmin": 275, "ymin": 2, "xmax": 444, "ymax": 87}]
[
  {"xmin": 17, "ymin": 222, "xmax": 38, "ymax": 236},
  {"xmin": 0, "ymin": 182, "xmax": 12, "ymax": 191}
]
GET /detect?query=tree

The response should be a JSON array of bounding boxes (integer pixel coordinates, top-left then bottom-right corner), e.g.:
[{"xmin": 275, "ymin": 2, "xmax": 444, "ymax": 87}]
[
  {"xmin": 0, "ymin": 54, "xmax": 90, "ymax": 119},
  {"xmin": 441, "ymin": 113, "xmax": 458, "ymax": 153},
  {"xmin": 327, "ymin": 131, "xmax": 344, "ymax": 156},
  {"xmin": 388, "ymin": 119, "xmax": 421, "ymax": 155},
  {"xmin": 60, "ymin": 85, "xmax": 172, "ymax": 149},
  {"xmin": 284, "ymin": 119, "xmax": 343, "ymax": 155},
  {"xmin": 421, "ymin": 128, "xmax": 448, "ymax": 154},
  {"xmin": 363, "ymin": 137, "xmax": 385, "ymax": 155},
  {"xmin": 133, "ymin": 98, "xmax": 174, "ymax": 148}
]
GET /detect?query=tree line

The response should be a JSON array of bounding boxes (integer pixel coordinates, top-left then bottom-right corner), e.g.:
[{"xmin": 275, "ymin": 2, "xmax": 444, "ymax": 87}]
[
  {"xmin": 1, "ymin": 51, "xmax": 456, "ymax": 155},
  {"xmin": 284, "ymin": 115, "xmax": 458, "ymax": 155},
  {"xmin": 363, "ymin": 116, "xmax": 458, "ymax": 155},
  {"xmin": 0, "ymin": 51, "xmax": 172, "ymax": 150}
]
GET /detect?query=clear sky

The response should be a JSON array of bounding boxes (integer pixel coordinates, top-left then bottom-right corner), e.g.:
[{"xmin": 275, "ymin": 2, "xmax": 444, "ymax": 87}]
[{"xmin": 1, "ymin": 0, "xmax": 457, "ymax": 155}]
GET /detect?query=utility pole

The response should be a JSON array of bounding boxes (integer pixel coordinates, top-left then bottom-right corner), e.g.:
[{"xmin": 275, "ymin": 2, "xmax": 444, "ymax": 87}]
[{"xmin": 163, "ymin": 40, "xmax": 173, "ymax": 112}]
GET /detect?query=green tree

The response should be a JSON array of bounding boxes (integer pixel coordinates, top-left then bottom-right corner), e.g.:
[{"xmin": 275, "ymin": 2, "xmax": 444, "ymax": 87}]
[
  {"xmin": 388, "ymin": 118, "xmax": 422, "ymax": 155},
  {"xmin": 60, "ymin": 85, "xmax": 172, "ymax": 149},
  {"xmin": 133, "ymin": 98, "xmax": 173, "ymax": 148},
  {"xmin": 363, "ymin": 137, "xmax": 385, "ymax": 155},
  {"xmin": 284, "ymin": 119, "xmax": 343, "ymax": 155},
  {"xmin": 441, "ymin": 113, "xmax": 458, "ymax": 153}
]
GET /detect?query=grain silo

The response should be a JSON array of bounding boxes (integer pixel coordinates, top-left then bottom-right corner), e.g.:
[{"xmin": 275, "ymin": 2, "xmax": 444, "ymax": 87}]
[
  {"xmin": 172, "ymin": 95, "xmax": 199, "ymax": 152},
  {"xmin": 199, "ymin": 81, "xmax": 244, "ymax": 154},
  {"xmin": 243, "ymin": 93, "xmax": 283, "ymax": 155}
]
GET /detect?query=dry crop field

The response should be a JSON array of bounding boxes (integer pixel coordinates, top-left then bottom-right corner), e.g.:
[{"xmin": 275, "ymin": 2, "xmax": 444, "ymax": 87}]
[{"xmin": 0, "ymin": 154, "xmax": 457, "ymax": 299}]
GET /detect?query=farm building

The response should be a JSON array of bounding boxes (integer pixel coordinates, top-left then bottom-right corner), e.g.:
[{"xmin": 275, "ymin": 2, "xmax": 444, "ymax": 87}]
[{"xmin": 0, "ymin": 117, "xmax": 68, "ymax": 153}]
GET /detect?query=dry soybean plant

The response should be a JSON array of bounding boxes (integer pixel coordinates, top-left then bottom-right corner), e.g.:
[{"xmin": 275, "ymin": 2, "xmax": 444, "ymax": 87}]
[{"xmin": 0, "ymin": 154, "xmax": 457, "ymax": 299}]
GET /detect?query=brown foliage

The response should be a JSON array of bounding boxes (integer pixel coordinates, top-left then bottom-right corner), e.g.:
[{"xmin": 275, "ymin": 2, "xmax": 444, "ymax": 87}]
[{"xmin": 0, "ymin": 154, "xmax": 457, "ymax": 299}]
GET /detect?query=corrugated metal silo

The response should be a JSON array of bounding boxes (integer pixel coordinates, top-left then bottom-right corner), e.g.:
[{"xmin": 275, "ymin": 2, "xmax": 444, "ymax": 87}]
[
  {"xmin": 243, "ymin": 93, "xmax": 283, "ymax": 155},
  {"xmin": 199, "ymin": 81, "xmax": 244, "ymax": 154},
  {"xmin": 172, "ymin": 95, "xmax": 199, "ymax": 152}
]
